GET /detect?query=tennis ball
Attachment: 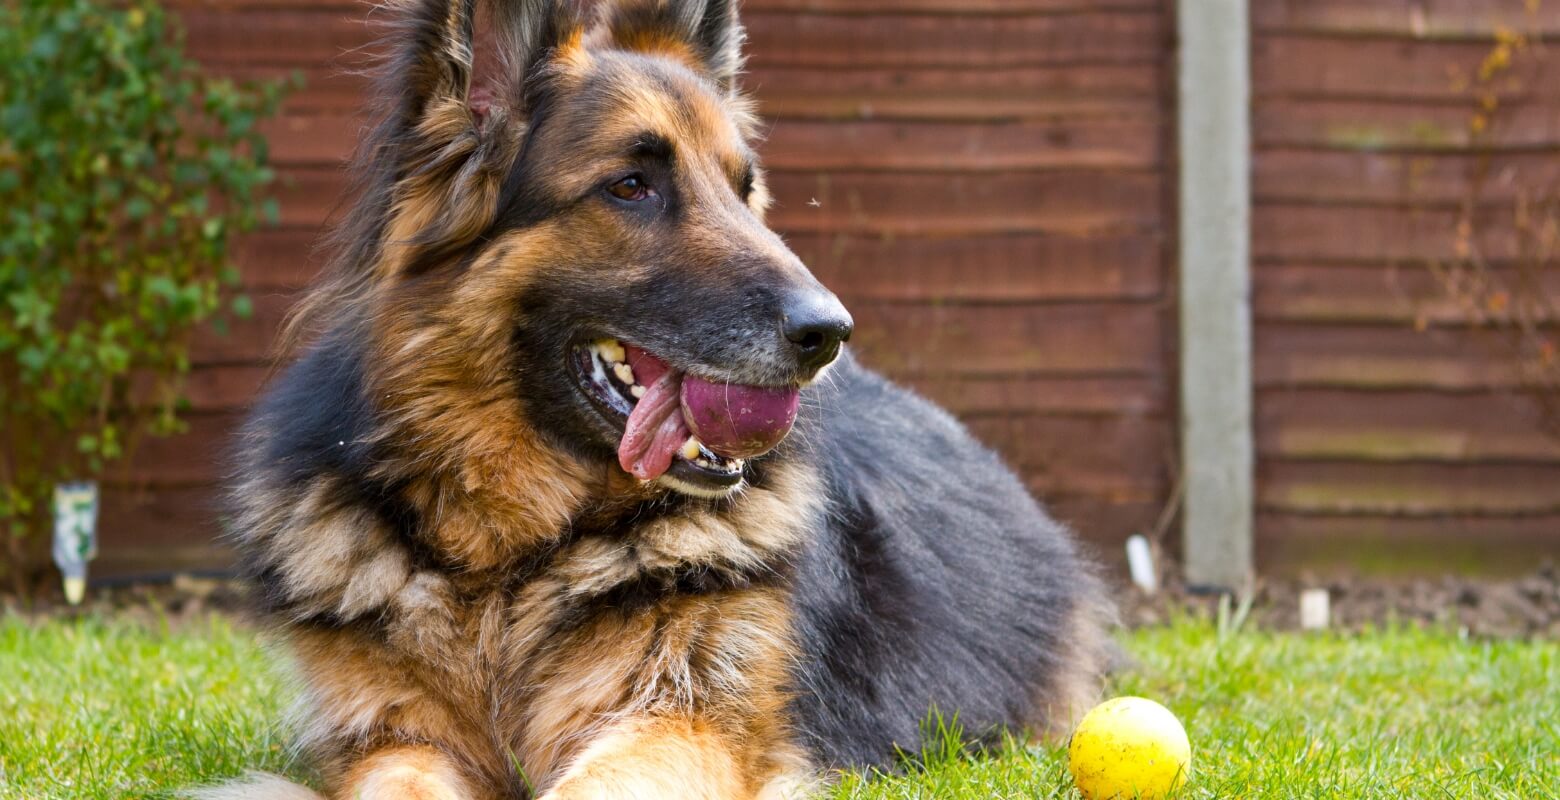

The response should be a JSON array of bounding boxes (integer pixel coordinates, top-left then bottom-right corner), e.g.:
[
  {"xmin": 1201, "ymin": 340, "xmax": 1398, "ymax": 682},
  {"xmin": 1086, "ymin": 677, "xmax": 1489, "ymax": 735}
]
[{"xmin": 1067, "ymin": 696, "xmax": 1191, "ymax": 800}]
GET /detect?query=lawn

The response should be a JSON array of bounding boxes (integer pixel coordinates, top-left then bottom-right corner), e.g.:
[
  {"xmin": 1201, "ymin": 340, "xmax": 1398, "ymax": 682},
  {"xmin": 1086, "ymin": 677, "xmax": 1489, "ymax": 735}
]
[{"xmin": 1, "ymin": 612, "xmax": 1555, "ymax": 799}]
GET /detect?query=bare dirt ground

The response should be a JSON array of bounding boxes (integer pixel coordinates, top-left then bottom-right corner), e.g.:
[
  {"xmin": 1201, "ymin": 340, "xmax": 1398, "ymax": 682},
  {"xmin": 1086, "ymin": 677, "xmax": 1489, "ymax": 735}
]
[
  {"xmin": 6, "ymin": 566, "xmax": 1559, "ymax": 638},
  {"xmin": 1120, "ymin": 563, "xmax": 1560, "ymax": 638}
]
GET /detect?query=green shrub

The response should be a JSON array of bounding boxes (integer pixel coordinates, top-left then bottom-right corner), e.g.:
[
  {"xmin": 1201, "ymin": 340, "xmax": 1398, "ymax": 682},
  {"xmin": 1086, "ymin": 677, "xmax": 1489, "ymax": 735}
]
[{"xmin": 0, "ymin": 0, "xmax": 288, "ymax": 585}]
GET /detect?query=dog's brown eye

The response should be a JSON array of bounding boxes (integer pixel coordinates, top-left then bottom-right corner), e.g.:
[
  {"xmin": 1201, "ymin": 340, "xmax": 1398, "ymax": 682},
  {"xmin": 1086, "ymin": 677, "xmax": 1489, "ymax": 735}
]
[{"xmin": 607, "ymin": 175, "xmax": 650, "ymax": 202}]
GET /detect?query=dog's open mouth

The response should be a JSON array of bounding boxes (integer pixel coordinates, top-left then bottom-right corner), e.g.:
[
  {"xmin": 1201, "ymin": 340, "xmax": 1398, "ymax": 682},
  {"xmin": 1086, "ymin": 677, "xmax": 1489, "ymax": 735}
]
[{"xmin": 572, "ymin": 338, "xmax": 801, "ymax": 491}]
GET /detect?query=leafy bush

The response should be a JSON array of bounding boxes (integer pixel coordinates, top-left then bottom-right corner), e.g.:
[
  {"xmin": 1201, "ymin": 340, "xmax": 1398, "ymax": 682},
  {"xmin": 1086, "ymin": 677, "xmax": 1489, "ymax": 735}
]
[{"xmin": 0, "ymin": 0, "xmax": 287, "ymax": 584}]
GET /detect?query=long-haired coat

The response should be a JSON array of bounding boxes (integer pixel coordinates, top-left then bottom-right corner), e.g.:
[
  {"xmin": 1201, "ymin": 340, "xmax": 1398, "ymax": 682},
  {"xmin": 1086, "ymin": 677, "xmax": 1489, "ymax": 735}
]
[{"xmin": 208, "ymin": 0, "xmax": 1112, "ymax": 797}]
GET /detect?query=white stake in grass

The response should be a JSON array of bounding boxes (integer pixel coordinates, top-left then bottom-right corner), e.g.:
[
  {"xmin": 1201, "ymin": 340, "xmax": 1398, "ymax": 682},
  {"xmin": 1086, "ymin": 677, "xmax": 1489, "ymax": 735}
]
[
  {"xmin": 1126, "ymin": 534, "xmax": 1158, "ymax": 595},
  {"xmin": 51, "ymin": 482, "xmax": 99, "ymax": 605},
  {"xmin": 1299, "ymin": 588, "xmax": 1330, "ymax": 631}
]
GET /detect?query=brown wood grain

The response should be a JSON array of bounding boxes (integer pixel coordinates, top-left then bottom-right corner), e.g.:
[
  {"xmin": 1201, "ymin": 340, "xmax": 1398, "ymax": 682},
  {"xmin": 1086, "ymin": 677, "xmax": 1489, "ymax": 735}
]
[
  {"xmin": 849, "ymin": 300, "xmax": 1164, "ymax": 376},
  {"xmin": 259, "ymin": 112, "xmax": 1163, "ymax": 171},
  {"xmin": 179, "ymin": 9, "xmax": 1164, "ymax": 69},
  {"xmin": 1258, "ymin": 388, "xmax": 1560, "ymax": 463},
  {"xmin": 1256, "ymin": 149, "xmax": 1560, "ymax": 207},
  {"xmin": 1253, "ymin": 204, "xmax": 1529, "ymax": 263},
  {"xmin": 743, "ymin": 10, "xmax": 1164, "ymax": 68},
  {"xmin": 1253, "ymin": 0, "xmax": 1560, "ymax": 38},
  {"xmin": 762, "ymin": 118, "xmax": 1162, "ymax": 171},
  {"xmin": 233, "ymin": 228, "xmax": 329, "ymax": 290},
  {"xmin": 743, "ymin": 0, "xmax": 1158, "ymax": 14},
  {"xmin": 189, "ymin": 291, "xmax": 294, "ymax": 364},
  {"xmin": 1257, "ymin": 512, "xmax": 1560, "ymax": 575},
  {"xmin": 1260, "ymin": 460, "xmax": 1560, "ymax": 516},
  {"xmin": 796, "ymin": 232, "xmax": 1164, "ymax": 302},
  {"xmin": 903, "ymin": 375, "xmax": 1165, "ymax": 416},
  {"xmin": 764, "ymin": 171, "xmax": 1162, "ymax": 236},
  {"xmin": 1256, "ymin": 323, "xmax": 1525, "ymax": 391},
  {"xmin": 1256, "ymin": 98, "xmax": 1560, "ymax": 152},
  {"xmin": 1254, "ymin": 36, "xmax": 1552, "ymax": 103},
  {"xmin": 966, "ymin": 415, "xmax": 1170, "ymax": 497},
  {"xmin": 263, "ymin": 167, "xmax": 1164, "ymax": 236},
  {"xmin": 1253, "ymin": 263, "xmax": 1560, "ymax": 325}
]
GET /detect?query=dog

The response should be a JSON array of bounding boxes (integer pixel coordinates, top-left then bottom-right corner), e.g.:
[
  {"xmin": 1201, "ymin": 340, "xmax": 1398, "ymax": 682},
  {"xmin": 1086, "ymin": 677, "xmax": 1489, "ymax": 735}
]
[{"xmin": 209, "ymin": 0, "xmax": 1112, "ymax": 797}]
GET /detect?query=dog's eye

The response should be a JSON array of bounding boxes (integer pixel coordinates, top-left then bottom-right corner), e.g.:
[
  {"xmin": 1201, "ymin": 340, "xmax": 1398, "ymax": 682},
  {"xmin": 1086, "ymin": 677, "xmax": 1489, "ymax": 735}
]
[{"xmin": 607, "ymin": 175, "xmax": 651, "ymax": 202}]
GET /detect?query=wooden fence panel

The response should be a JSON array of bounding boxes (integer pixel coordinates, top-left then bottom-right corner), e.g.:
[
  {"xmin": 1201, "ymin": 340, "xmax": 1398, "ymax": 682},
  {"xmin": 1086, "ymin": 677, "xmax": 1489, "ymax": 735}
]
[
  {"xmin": 1251, "ymin": 0, "xmax": 1560, "ymax": 574},
  {"xmin": 97, "ymin": 0, "xmax": 1177, "ymax": 575}
]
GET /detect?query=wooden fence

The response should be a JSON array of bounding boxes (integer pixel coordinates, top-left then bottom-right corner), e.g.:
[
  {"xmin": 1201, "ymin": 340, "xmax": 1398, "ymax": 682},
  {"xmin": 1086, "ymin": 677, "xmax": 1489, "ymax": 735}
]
[{"xmin": 89, "ymin": 0, "xmax": 1559, "ymax": 577}]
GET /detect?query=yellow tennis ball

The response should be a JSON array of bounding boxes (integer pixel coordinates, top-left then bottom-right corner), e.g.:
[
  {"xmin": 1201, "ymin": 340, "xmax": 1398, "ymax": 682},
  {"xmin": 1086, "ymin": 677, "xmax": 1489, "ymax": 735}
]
[{"xmin": 1067, "ymin": 696, "xmax": 1191, "ymax": 800}]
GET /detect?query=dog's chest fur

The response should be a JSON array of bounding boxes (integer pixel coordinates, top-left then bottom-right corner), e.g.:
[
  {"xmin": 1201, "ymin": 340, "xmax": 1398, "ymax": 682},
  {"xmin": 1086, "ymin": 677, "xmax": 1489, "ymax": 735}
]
[{"xmin": 240, "ymin": 461, "xmax": 820, "ymax": 790}]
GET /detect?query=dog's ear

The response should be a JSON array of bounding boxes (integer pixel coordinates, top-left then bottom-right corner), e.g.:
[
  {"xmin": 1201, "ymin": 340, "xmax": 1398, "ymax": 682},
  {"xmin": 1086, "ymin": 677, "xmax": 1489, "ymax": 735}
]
[
  {"xmin": 602, "ymin": 0, "xmax": 746, "ymax": 91},
  {"xmin": 393, "ymin": 0, "xmax": 580, "ymax": 127},
  {"xmin": 363, "ymin": 0, "xmax": 582, "ymax": 276}
]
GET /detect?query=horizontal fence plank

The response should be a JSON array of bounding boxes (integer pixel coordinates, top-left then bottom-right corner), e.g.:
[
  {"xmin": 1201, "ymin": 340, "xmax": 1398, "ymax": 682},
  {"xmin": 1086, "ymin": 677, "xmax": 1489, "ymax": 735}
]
[
  {"xmin": 1255, "ymin": 149, "xmax": 1560, "ymax": 206},
  {"xmin": 742, "ymin": 63, "xmax": 1160, "ymax": 109},
  {"xmin": 234, "ymin": 228, "xmax": 329, "ymax": 290},
  {"xmin": 190, "ymin": 291, "xmax": 294, "ymax": 364},
  {"xmin": 1260, "ymin": 460, "xmax": 1560, "ymax": 516},
  {"xmin": 106, "ymin": 413, "xmax": 242, "ymax": 489},
  {"xmin": 1253, "ymin": 262, "xmax": 1560, "ymax": 325},
  {"xmin": 903, "ymin": 375, "xmax": 1165, "ymax": 416},
  {"xmin": 756, "ymin": 92, "xmax": 1157, "ymax": 125},
  {"xmin": 743, "ymin": 0, "xmax": 1159, "ymax": 14},
  {"xmin": 181, "ymin": 9, "xmax": 1165, "ymax": 69},
  {"xmin": 1258, "ymin": 388, "xmax": 1560, "ymax": 462},
  {"xmin": 797, "ymin": 232, "xmax": 1164, "ymax": 302},
  {"xmin": 761, "ymin": 118, "xmax": 1162, "ymax": 172},
  {"xmin": 967, "ymin": 415, "xmax": 1170, "ymax": 496},
  {"xmin": 140, "ymin": 364, "xmax": 274, "ymax": 413},
  {"xmin": 217, "ymin": 64, "xmax": 1163, "ymax": 123},
  {"xmin": 1257, "ymin": 512, "xmax": 1560, "ymax": 576},
  {"xmin": 268, "ymin": 168, "xmax": 1164, "ymax": 237},
  {"xmin": 765, "ymin": 171, "xmax": 1163, "ymax": 236},
  {"xmin": 1253, "ymin": 0, "xmax": 1560, "ymax": 38},
  {"xmin": 1254, "ymin": 204, "xmax": 1531, "ymax": 262},
  {"xmin": 181, "ymin": 8, "xmax": 374, "ymax": 67},
  {"xmin": 1256, "ymin": 98, "xmax": 1560, "ymax": 152},
  {"xmin": 850, "ymin": 301, "xmax": 1165, "ymax": 376},
  {"xmin": 1254, "ymin": 36, "xmax": 1550, "ymax": 103},
  {"xmin": 235, "ymin": 230, "xmax": 1167, "ymax": 303},
  {"xmin": 170, "ymin": 0, "xmax": 1159, "ymax": 13},
  {"xmin": 744, "ymin": 11, "xmax": 1164, "ymax": 68},
  {"xmin": 1256, "ymin": 323, "xmax": 1523, "ymax": 390},
  {"xmin": 260, "ymin": 112, "xmax": 1163, "ymax": 171}
]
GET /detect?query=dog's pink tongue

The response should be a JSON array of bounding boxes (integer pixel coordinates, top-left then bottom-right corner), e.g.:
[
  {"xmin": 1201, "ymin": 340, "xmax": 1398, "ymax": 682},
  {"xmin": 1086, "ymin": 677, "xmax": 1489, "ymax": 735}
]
[
  {"xmin": 681, "ymin": 377, "xmax": 801, "ymax": 459},
  {"xmin": 616, "ymin": 345, "xmax": 802, "ymax": 480},
  {"xmin": 618, "ymin": 364, "xmax": 688, "ymax": 481}
]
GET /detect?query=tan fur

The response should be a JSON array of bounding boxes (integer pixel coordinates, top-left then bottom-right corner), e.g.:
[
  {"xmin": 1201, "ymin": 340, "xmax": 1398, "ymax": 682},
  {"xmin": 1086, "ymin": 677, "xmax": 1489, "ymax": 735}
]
[
  {"xmin": 343, "ymin": 746, "xmax": 486, "ymax": 800},
  {"xmin": 225, "ymin": 3, "xmax": 842, "ymax": 798},
  {"xmin": 246, "ymin": 465, "xmax": 822, "ymax": 798},
  {"xmin": 186, "ymin": 772, "xmax": 324, "ymax": 800}
]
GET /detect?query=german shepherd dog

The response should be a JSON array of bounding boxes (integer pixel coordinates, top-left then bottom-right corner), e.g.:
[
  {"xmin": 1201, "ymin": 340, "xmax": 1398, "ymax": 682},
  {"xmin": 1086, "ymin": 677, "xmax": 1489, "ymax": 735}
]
[{"xmin": 211, "ymin": 0, "xmax": 1112, "ymax": 797}]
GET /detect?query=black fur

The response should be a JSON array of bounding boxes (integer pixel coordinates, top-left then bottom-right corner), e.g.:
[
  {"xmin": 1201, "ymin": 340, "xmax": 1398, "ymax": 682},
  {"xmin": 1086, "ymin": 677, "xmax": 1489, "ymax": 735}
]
[
  {"xmin": 232, "ymin": 0, "xmax": 1110, "ymax": 785},
  {"xmin": 786, "ymin": 354, "xmax": 1103, "ymax": 766}
]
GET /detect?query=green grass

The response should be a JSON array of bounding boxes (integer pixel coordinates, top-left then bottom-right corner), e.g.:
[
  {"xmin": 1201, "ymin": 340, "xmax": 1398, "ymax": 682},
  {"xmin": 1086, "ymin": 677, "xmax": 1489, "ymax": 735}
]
[{"xmin": 1, "ymin": 612, "xmax": 1555, "ymax": 799}]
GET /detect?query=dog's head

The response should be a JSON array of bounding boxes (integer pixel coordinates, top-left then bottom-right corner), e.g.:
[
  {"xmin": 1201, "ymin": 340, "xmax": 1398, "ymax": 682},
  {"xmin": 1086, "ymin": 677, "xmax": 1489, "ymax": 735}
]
[{"xmin": 305, "ymin": 0, "xmax": 849, "ymax": 500}]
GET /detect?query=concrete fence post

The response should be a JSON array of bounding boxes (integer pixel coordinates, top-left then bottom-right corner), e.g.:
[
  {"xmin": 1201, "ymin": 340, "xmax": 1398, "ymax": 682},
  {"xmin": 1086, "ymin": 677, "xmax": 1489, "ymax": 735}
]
[{"xmin": 1177, "ymin": 0, "xmax": 1253, "ymax": 590}]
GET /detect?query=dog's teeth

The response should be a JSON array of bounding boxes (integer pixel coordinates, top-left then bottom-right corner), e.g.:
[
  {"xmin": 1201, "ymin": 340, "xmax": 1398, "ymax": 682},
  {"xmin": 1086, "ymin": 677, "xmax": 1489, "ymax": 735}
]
[
  {"xmin": 680, "ymin": 436, "xmax": 702, "ymax": 461},
  {"xmin": 630, "ymin": 384, "xmax": 646, "ymax": 399},
  {"xmin": 612, "ymin": 362, "xmax": 635, "ymax": 385},
  {"xmin": 597, "ymin": 338, "xmax": 626, "ymax": 364}
]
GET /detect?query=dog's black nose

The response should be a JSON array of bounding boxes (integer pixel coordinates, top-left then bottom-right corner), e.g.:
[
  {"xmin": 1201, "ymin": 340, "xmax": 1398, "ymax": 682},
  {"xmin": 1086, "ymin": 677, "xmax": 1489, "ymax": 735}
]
[{"xmin": 782, "ymin": 292, "xmax": 853, "ymax": 372}]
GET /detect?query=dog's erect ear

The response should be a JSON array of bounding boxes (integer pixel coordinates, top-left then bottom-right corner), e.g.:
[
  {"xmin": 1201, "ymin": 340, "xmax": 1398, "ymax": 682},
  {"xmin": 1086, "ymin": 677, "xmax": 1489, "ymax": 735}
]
[
  {"xmin": 393, "ymin": 0, "xmax": 580, "ymax": 127},
  {"xmin": 602, "ymin": 0, "xmax": 746, "ymax": 91}
]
